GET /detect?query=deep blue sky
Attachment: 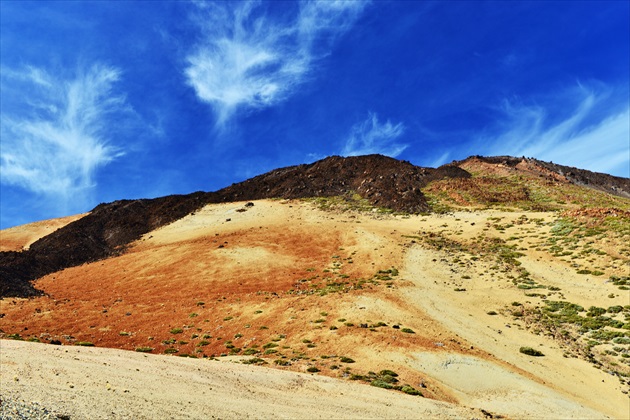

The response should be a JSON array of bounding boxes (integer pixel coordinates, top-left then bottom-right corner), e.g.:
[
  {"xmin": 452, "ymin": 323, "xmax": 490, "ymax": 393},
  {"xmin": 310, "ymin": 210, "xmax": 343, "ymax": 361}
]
[{"xmin": 1, "ymin": 1, "xmax": 629, "ymax": 228}]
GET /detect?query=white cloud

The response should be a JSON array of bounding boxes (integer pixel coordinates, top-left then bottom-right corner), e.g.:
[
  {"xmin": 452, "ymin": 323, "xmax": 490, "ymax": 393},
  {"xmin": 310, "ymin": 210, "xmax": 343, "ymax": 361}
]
[
  {"xmin": 0, "ymin": 64, "xmax": 128, "ymax": 209},
  {"xmin": 342, "ymin": 113, "xmax": 407, "ymax": 157},
  {"xmin": 478, "ymin": 89, "xmax": 630, "ymax": 177},
  {"xmin": 184, "ymin": 0, "xmax": 367, "ymax": 127}
]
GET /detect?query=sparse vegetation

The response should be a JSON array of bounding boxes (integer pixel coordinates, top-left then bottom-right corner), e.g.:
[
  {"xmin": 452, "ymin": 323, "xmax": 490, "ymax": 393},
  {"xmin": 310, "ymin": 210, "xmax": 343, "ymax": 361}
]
[{"xmin": 519, "ymin": 347, "xmax": 544, "ymax": 357}]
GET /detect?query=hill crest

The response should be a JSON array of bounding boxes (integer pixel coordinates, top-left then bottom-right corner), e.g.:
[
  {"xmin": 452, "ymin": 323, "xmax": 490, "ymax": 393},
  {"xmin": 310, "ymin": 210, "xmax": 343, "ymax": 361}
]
[{"xmin": 1, "ymin": 153, "xmax": 628, "ymax": 298}]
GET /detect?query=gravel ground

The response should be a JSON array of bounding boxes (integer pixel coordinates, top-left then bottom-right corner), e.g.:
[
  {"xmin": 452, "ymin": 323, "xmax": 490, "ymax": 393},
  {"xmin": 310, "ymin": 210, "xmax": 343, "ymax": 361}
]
[{"xmin": 0, "ymin": 396, "xmax": 67, "ymax": 420}]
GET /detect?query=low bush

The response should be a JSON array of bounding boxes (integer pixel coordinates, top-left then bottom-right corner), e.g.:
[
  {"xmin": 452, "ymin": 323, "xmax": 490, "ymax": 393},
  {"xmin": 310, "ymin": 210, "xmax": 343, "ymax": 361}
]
[
  {"xmin": 401, "ymin": 385, "xmax": 423, "ymax": 396},
  {"xmin": 371, "ymin": 380, "xmax": 393, "ymax": 389},
  {"xmin": 519, "ymin": 346, "xmax": 544, "ymax": 356}
]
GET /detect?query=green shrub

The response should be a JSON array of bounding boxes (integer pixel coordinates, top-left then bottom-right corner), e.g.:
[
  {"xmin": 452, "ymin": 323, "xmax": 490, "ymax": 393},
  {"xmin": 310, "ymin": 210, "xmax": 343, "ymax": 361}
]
[
  {"xmin": 340, "ymin": 356, "xmax": 355, "ymax": 363},
  {"xmin": 380, "ymin": 374, "xmax": 399, "ymax": 384},
  {"xmin": 519, "ymin": 346, "xmax": 544, "ymax": 357},
  {"xmin": 170, "ymin": 328, "xmax": 183, "ymax": 334},
  {"xmin": 242, "ymin": 358, "xmax": 266, "ymax": 365},
  {"xmin": 401, "ymin": 385, "xmax": 423, "ymax": 396},
  {"xmin": 75, "ymin": 342, "xmax": 94, "ymax": 347},
  {"xmin": 306, "ymin": 367, "xmax": 320, "ymax": 373},
  {"xmin": 371, "ymin": 380, "xmax": 394, "ymax": 389},
  {"xmin": 135, "ymin": 347, "xmax": 153, "ymax": 352},
  {"xmin": 164, "ymin": 348, "xmax": 179, "ymax": 354},
  {"xmin": 379, "ymin": 369, "xmax": 398, "ymax": 377},
  {"xmin": 401, "ymin": 328, "xmax": 415, "ymax": 334}
]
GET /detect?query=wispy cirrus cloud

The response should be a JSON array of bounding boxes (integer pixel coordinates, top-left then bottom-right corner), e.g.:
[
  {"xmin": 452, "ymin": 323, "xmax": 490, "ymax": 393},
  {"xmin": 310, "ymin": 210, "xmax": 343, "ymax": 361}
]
[
  {"xmin": 342, "ymin": 112, "xmax": 407, "ymax": 157},
  {"xmin": 0, "ymin": 64, "xmax": 128, "ymax": 210},
  {"xmin": 184, "ymin": 0, "xmax": 368, "ymax": 127},
  {"xmin": 477, "ymin": 87, "xmax": 629, "ymax": 177}
]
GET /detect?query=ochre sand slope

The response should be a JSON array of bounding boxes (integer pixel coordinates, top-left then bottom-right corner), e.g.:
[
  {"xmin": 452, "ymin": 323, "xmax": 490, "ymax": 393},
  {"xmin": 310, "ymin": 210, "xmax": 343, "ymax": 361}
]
[
  {"xmin": 0, "ymin": 214, "xmax": 85, "ymax": 252},
  {"xmin": 1, "ymin": 200, "xmax": 628, "ymax": 418}
]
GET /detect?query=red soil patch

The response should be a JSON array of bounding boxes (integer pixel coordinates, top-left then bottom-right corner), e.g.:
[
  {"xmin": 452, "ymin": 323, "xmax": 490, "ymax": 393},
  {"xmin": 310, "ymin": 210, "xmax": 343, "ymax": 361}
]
[{"xmin": 0, "ymin": 202, "xmax": 483, "ymax": 402}]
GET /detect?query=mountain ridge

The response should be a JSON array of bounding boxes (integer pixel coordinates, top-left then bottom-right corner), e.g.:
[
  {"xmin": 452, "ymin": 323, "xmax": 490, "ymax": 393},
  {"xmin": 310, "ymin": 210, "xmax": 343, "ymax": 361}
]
[{"xmin": 1, "ymin": 153, "xmax": 628, "ymax": 298}]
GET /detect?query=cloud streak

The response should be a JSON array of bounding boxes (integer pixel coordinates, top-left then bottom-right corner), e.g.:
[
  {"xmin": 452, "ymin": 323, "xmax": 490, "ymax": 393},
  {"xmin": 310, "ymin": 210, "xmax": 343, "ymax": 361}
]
[
  {"xmin": 0, "ymin": 64, "xmax": 128, "ymax": 209},
  {"xmin": 342, "ymin": 113, "xmax": 407, "ymax": 157},
  {"xmin": 184, "ymin": 0, "xmax": 367, "ymax": 127},
  {"xmin": 477, "ymin": 88, "xmax": 629, "ymax": 177}
]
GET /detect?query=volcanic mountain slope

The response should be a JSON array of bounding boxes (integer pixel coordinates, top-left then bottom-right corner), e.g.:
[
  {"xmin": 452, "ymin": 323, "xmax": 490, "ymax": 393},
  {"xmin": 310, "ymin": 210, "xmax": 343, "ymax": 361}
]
[
  {"xmin": 1, "ymin": 155, "xmax": 630, "ymax": 418},
  {"xmin": 2, "ymin": 154, "xmax": 627, "ymax": 298},
  {"xmin": 0, "ymin": 154, "xmax": 469, "ymax": 298}
]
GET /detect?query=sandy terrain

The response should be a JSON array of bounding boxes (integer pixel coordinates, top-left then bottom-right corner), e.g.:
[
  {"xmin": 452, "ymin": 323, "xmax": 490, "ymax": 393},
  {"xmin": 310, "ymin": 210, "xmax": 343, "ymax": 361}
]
[
  {"xmin": 0, "ymin": 214, "xmax": 85, "ymax": 252},
  {"xmin": 1, "ymin": 339, "xmax": 480, "ymax": 419},
  {"xmin": 1, "ymin": 199, "xmax": 628, "ymax": 418}
]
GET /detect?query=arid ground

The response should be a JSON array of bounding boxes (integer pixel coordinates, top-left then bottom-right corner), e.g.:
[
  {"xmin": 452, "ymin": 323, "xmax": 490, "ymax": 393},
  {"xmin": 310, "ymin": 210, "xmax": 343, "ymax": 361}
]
[{"xmin": 2, "ymin": 195, "xmax": 629, "ymax": 418}]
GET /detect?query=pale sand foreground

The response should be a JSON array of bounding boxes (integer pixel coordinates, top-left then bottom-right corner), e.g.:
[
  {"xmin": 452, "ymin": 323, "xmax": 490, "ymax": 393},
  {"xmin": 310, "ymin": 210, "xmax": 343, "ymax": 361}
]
[{"xmin": 1, "ymin": 340, "xmax": 478, "ymax": 419}]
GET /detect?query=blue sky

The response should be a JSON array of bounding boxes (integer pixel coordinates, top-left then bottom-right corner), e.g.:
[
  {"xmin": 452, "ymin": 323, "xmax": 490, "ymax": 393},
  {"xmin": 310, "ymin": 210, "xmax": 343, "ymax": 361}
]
[{"xmin": 1, "ymin": 0, "xmax": 628, "ymax": 228}]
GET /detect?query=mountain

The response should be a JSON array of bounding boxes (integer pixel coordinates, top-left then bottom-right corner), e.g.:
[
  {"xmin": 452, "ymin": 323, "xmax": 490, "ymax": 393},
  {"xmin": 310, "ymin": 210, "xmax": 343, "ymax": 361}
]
[
  {"xmin": 1, "ymin": 154, "xmax": 629, "ymax": 419},
  {"xmin": 0, "ymin": 154, "xmax": 471, "ymax": 298},
  {"xmin": 3, "ymin": 154, "xmax": 628, "ymax": 299}
]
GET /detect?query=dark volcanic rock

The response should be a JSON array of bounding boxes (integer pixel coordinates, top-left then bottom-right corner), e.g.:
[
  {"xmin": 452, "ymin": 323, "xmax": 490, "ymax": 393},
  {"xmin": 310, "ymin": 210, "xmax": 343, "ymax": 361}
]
[
  {"xmin": 215, "ymin": 155, "xmax": 469, "ymax": 213},
  {"xmin": 1, "ymin": 154, "xmax": 469, "ymax": 298},
  {"xmin": 532, "ymin": 159, "xmax": 630, "ymax": 199}
]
